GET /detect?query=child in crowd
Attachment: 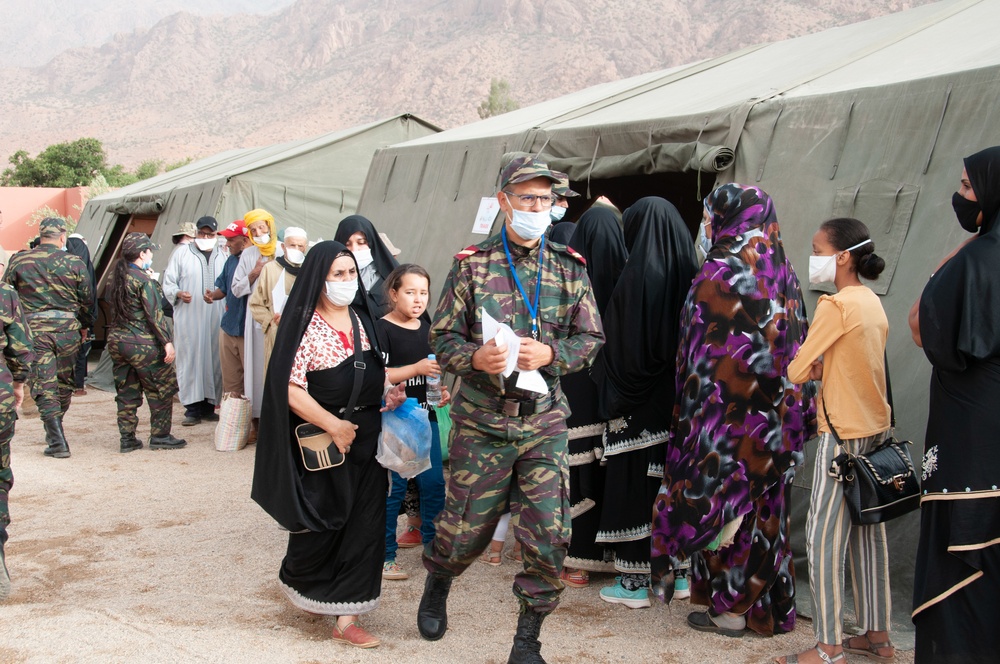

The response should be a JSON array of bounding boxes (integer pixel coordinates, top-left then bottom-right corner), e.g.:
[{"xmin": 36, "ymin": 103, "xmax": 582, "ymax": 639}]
[{"xmin": 378, "ymin": 264, "xmax": 449, "ymax": 580}]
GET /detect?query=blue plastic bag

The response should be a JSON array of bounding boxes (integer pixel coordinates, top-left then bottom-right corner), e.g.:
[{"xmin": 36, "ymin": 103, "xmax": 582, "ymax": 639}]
[{"xmin": 378, "ymin": 397, "xmax": 432, "ymax": 478}]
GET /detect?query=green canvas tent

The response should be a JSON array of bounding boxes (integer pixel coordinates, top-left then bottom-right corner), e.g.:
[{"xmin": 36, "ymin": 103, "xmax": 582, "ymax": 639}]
[
  {"xmin": 74, "ymin": 113, "xmax": 440, "ymax": 292},
  {"xmin": 354, "ymin": 0, "xmax": 1000, "ymax": 639}
]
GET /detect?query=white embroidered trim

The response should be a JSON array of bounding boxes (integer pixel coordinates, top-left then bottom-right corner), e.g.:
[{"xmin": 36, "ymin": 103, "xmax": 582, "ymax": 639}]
[
  {"xmin": 922, "ymin": 444, "xmax": 938, "ymax": 481},
  {"xmin": 564, "ymin": 555, "xmax": 616, "ymax": 573},
  {"xmin": 279, "ymin": 580, "xmax": 380, "ymax": 616},
  {"xmin": 595, "ymin": 524, "xmax": 651, "ymax": 543},
  {"xmin": 613, "ymin": 558, "xmax": 651, "ymax": 574},
  {"xmin": 603, "ymin": 426, "xmax": 669, "ymax": 457},
  {"xmin": 568, "ymin": 447, "xmax": 603, "ymax": 467},
  {"xmin": 647, "ymin": 462, "xmax": 664, "ymax": 478},
  {"xmin": 567, "ymin": 422, "xmax": 606, "ymax": 441},
  {"xmin": 569, "ymin": 498, "xmax": 596, "ymax": 519}
]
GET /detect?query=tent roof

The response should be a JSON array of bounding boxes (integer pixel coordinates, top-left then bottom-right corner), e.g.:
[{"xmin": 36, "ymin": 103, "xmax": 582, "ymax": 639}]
[
  {"xmin": 397, "ymin": 0, "xmax": 997, "ymax": 146},
  {"xmin": 88, "ymin": 113, "xmax": 442, "ymax": 204}
]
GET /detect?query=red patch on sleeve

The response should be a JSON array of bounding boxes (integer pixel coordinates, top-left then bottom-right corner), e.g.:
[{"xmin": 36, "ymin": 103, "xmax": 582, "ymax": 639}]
[
  {"xmin": 566, "ymin": 247, "xmax": 587, "ymax": 265},
  {"xmin": 454, "ymin": 245, "xmax": 480, "ymax": 261}
]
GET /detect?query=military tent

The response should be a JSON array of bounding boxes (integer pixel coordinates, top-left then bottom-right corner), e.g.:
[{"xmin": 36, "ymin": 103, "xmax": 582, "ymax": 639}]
[
  {"xmin": 74, "ymin": 113, "xmax": 440, "ymax": 294},
  {"xmin": 354, "ymin": 0, "xmax": 1000, "ymax": 640}
]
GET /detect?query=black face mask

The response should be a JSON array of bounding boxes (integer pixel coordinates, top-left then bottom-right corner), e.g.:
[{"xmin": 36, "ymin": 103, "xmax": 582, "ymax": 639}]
[{"xmin": 952, "ymin": 192, "xmax": 982, "ymax": 233}]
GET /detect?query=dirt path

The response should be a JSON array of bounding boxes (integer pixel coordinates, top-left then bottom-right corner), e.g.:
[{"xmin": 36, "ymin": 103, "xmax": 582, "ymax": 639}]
[{"xmin": 0, "ymin": 388, "xmax": 914, "ymax": 663}]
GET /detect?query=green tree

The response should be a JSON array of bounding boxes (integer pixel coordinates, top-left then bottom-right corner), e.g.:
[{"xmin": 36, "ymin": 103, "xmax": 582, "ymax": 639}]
[
  {"xmin": 166, "ymin": 157, "xmax": 194, "ymax": 172},
  {"xmin": 1, "ymin": 137, "xmax": 108, "ymax": 187},
  {"xmin": 477, "ymin": 78, "xmax": 519, "ymax": 119}
]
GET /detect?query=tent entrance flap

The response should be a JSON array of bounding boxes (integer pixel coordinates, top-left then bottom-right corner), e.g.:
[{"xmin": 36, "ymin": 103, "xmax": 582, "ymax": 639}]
[
  {"xmin": 545, "ymin": 142, "xmax": 734, "ymax": 182},
  {"xmin": 106, "ymin": 195, "xmax": 165, "ymax": 216},
  {"xmin": 565, "ymin": 170, "xmax": 716, "ymax": 231}
]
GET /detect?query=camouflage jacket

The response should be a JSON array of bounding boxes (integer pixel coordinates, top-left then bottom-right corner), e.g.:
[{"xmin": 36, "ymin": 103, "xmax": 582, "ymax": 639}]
[
  {"xmin": 107, "ymin": 265, "xmax": 172, "ymax": 347},
  {"xmin": 430, "ymin": 229, "xmax": 604, "ymax": 402},
  {"xmin": 4, "ymin": 244, "xmax": 95, "ymax": 333},
  {"xmin": 0, "ymin": 283, "xmax": 36, "ymax": 412}
]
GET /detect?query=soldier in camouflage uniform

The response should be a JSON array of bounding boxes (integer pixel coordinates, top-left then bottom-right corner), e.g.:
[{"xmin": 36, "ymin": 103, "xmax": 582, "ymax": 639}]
[
  {"xmin": 0, "ymin": 245, "xmax": 36, "ymax": 601},
  {"xmin": 417, "ymin": 156, "xmax": 604, "ymax": 663},
  {"xmin": 4, "ymin": 218, "xmax": 94, "ymax": 458},
  {"xmin": 105, "ymin": 233, "xmax": 185, "ymax": 452}
]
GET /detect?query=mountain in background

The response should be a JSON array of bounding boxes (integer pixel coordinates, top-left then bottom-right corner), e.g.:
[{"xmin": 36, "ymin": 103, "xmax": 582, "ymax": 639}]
[{"xmin": 0, "ymin": 0, "xmax": 935, "ymax": 167}]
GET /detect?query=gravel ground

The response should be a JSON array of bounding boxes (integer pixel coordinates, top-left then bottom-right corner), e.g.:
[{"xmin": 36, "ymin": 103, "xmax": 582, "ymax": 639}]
[{"xmin": 0, "ymin": 388, "xmax": 915, "ymax": 663}]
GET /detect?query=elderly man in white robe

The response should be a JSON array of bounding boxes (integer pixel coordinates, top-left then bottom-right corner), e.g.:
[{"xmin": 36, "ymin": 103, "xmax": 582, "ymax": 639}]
[
  {"xmin": 162, "ymin": 216, "xmax": 226, "ymax": 426},
  {"xmin": 230, "ymin": 209, "xmax": 278, "ymax": 442}
]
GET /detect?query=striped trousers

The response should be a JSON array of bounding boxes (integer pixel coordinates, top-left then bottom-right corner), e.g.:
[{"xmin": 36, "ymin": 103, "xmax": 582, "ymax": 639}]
[{"xmin": 806, "ymin": 432, "xmax": 892, "ymax": 644}]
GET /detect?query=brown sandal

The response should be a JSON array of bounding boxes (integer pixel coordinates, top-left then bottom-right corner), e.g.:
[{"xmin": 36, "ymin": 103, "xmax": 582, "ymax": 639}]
[
  {"xmin": 479, "ymin": 548, "xmax": 502, "ymax": 566},
  {"xmin": 842, "ymin": 634, "xmax": 895, "ymax": 662},
  {"xmin": 332, "ymin": 621, "xmax": 380, "ymax": 649}
]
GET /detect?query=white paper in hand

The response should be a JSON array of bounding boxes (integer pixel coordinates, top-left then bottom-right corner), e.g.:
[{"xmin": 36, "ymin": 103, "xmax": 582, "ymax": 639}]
[
  {"xmin": 515, "ymin": 366, "xmax": 548, "ymax": 394},
  {"xmin": 480, "ymin": 308, "xmax": 519, "ymax": 378}
]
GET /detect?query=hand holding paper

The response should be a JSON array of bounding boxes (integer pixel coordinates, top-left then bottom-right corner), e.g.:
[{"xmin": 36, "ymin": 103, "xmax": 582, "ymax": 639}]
[{"xmin": 480, "ymin": 308, "xmax": 549, "ymax": 394}]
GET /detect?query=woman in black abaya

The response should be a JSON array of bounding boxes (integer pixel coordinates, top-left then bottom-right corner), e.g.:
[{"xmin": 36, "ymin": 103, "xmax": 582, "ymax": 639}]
[
  {"xmin": 334, "ymin": 215, "xmax": 400, "ymax": 317},
  {"xmin": 251, "ymin": 241, "xmax": 405, "ymax": 650},
  {"xmin": 909, "ymin": 146, "xmax": 1000, "ymax": 663},
  {"xmin": 590, "ymin": 197, "xmax": 698, "ymax": 606}
]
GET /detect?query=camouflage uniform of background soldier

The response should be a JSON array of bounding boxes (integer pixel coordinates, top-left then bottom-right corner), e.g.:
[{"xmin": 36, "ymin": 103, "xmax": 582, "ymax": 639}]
[
  {"xmin": 0, "ymin": 246, "xmax": 36, "ymax": 601},
  {"xmin": 3, "ymin": 218, "xmax": 94, "ymax": 459},
  {"xmin": 106, "ymin": 232, "xmax": 185, "ymax": 453},
  {"xmin": 417, "ymin": 156, "xmax": 604, "ymax": 663}
]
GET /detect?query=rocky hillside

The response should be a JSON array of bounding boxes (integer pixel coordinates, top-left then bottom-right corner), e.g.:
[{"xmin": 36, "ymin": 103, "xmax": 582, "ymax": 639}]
[{"xmin": 0, "ymin": 0, "xmax": 934, "ymax": 166}]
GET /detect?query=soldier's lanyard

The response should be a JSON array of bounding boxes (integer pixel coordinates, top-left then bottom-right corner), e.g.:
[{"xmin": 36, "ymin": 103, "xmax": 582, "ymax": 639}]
[{"xmin": 501, "ymin": 227, "xmax": 544, "ymax": 340}]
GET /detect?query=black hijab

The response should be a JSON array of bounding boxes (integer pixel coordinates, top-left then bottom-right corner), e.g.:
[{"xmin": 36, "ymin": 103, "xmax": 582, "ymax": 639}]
[
  {"xmin": 250, "ymin": 240, "xmax": 385, "ymax": 533},
  {"xmin": 548, "ymin": 221, "xmax": 575, "ymax": 245},
  {"xmin": 334, "ymin": 215, "xmax": 399, "ymax": 280},
  {"xmin": 591, "ymin": 197, "xmax": 698, "ymax": 419},
  {"xmin": 921, "ymin": 146, "xmax": 1000, "ymax": 372},
  {"xmin": 569, "ymin": 207, "xmax": 628, "ymax": 317}
]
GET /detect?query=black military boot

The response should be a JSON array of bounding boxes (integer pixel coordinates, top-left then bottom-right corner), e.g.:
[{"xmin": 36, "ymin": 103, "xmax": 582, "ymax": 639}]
[
  {"xmin": 42, "ymin": 417, "xmax": 70, "ymax": 458},
  {"xmin": 149, "ymin": 434, "xmax": 187, "ymax": 450},
  {"xmin": 119, "ymin": 434, "xmax": 143, "ymax": 453},
  {"xmin": 507, "ymin": 609, "xmax": 547, "ymax": 664},
  {"xmin": 417, "ymin": 572, "xmax": 453, "ymax": 640}
]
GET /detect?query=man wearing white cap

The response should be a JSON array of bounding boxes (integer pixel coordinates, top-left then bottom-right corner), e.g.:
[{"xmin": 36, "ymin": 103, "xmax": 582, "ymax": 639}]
[{"xmin": 249, "ymin": 227, "xmax": 308, "ymax": 373}]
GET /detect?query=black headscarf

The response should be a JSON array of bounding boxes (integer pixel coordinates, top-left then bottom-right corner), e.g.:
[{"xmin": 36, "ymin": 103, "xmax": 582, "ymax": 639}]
[
  {"xmin": 964, "ymin": 146, "xmax": 1000, "ymax": 235},
  {"xmin": 569, "ymin": 207, "xmax": 628, "ymax": 317},
  {"xmin": 66, "ymin": 236, "xmax": 98, "ymax": 323},
  {"xmin": 591, "ymin": 197, "xmax": 698, "ymax": 419},
  {"xmin": 548, "ymin": 221, "xmax": 575, "ymax": 245},
  {"xmin": 250, "ymin": 240, "xmax": 385, "ymax": 532},
  {"xmin": 275, "ymin": 255, "xmax": 301, "ymax": 277},
  {"xmin": 334, "ymin": 215, "xmax": 399, "ymax": 279}
]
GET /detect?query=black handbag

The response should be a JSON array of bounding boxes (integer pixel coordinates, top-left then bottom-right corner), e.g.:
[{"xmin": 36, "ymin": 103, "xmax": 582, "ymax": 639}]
[
  {"xmin": 294, "ymin": 308, "xmax": 364, "ymax": 472},
  {"xmin": 826, "ymin": 356, "xmax": 921, "ymax": 525}
]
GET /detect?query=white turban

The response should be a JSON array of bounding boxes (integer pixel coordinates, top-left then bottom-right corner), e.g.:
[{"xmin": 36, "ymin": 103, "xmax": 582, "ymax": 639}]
[{"xmin": 283, "ymin": 226, "xmax": 307, "ymax": 240}]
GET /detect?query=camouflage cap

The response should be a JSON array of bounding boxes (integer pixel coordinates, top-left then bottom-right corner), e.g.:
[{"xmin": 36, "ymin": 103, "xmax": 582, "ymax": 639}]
[
  {"xmin": 499, "ymin": 156, "xmax": 560, "ymax": 190},
  {"xmin": 173, "ymin": 221, "xmax": 197, "ymax": 238},
  {"xmin": 551, "ymin": 171, "xmax": 580, "ymax": 198},
  {"xmin": 39, "ymin": 217, "xmax": 67, "ymax": 236},
  {"xmin": 122, "ymin": 232, "xmax": 157, "ymax": 255}
]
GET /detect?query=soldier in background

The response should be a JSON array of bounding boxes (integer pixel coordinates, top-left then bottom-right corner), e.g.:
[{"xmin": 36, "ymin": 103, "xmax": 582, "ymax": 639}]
[
  {"xmin": 417, "ymin": 156, "xmax": 604, "ymax": 663},
  {"xmin": 105, "ymin": 233, "xmax": 185, "ymax": 453},
  {"xmin": 0, "ymin": 246, "xmax": 34, "ymax": 601},
  {"xmin": 548, "ymin": 171, "xmax": 579, "ymax": 223},
  {"xmin": 4, "ymin": 218, "xmax": 94, "ymax": 458}
]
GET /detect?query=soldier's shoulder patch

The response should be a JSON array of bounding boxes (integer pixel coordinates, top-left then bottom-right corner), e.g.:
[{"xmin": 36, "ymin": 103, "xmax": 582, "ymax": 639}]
[
  {"xmin": 549, "ymin": 242, "xmax": 586, "ymax": 265},
  {"xmin": 453, "ymin": 245, "xmax": 483, "ymax": 261}
]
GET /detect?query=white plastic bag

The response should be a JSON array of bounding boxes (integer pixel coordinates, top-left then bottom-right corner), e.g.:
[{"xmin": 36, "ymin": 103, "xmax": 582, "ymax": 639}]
[{"xmin": 214, "ymin": 392, "xmax": 251, "ymax": 452}]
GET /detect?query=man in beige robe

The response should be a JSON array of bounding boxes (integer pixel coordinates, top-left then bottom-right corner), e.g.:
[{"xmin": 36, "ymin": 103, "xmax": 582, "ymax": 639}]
[{"xmin": 249, "ymin": 227, "xmax": 307, "ymax": 371}]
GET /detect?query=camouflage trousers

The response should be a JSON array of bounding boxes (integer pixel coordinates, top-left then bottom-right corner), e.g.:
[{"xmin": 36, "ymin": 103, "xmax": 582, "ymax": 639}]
[
  {"xmin": 423, "ymin": 401, "xmax": 571, "ymax": 613},
  {"xmin": 0, "ymin": 409, "xmax": 16, "ymax": 542},
  {"xmin": 29, "ymin": 330, "xmax": 81, "ymax": 420},
  {"xmin": 107, "ymin": 339, "xmax": 178, "ymax": 439}
]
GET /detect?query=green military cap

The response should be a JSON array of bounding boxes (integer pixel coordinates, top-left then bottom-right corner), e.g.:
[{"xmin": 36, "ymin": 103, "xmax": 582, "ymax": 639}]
[
  {"xmin": 551, "ymin": 171, "xmax": 580, "ymax": 198},
  {"xmin": 122, "ymin": 232, "xmax": 157, "ymax": 254},
  {"xmin": 39, "ymin": 217, "xmax": 67, "ymax": 236},
  {"xmin": 172, "ymin": 221, "xmax": 197, "ymax": 238},
  {"xmin": 499, "ymin": 156, "xmax": 560, "ymax": 190}
]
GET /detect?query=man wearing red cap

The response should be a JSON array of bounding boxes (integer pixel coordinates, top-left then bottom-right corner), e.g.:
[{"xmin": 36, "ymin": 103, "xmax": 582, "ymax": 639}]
[{"xmin": 205, "ymin": 219, "xmax": 251, "ymax": 400}]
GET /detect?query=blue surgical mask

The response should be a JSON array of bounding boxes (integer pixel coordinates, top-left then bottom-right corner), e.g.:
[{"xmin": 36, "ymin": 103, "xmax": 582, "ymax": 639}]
[
  {"xmin": 141, "ymin": 260, "xmax": 152, "ymax": 271},
  {"xmin": 549, "ymin": 206, "xmax": 567, "ymax": 222}
]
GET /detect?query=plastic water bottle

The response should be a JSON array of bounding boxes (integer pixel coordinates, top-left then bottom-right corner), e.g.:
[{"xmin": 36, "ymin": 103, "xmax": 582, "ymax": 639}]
[{"xmin": 426, "ymin": 354, "xmax": 442, "ymax": 406}]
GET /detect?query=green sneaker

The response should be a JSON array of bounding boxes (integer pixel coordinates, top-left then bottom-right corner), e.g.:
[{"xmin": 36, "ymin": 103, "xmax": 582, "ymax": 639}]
[{"xmin": 599, "ymin": 576, "xmax": 650, "ymax": 609}]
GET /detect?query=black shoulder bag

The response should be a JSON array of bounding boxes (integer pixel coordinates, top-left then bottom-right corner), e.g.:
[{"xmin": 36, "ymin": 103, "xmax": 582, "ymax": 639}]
[
  {"xmin": 826, "ymin": 355, "xmax": 921, "ymax": 524},
  {"xmin": 295, "ymin": 308, "xmax": 365, "ymax": 472}
]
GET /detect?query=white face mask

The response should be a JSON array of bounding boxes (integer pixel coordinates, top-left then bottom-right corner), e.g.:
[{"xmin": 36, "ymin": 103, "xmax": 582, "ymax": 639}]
[
  {"xmin": 808, "ymin": 239, "xmax": 873, "ymax": 285},
  {"xmin": 255, "ymin": 233, "xmax": 270, "ymax": 245},
  {"xmin": 325, "ymin": 279, "xmax": 358, "ymax": 307},
  {"xmin": 695, "ymin": 221, "xmax": 712, "ymax": 264},
  {"xmin": 508, "ymin": 207, "xmax": 552, "ymax": 241},
  {"xmin": 194, "ymin": 237, "xmax": 216, "ymax": 252},
  {"xmin": 352, "ymin": 247, "xmax": 373, "ymax": 270},
  {"xmin": 284, "ymin": 248, "xmax": 305, "ymax": 265},
  {"xmin": 549, "ymin": 206, "xmax": 567, "ymax": 222}
]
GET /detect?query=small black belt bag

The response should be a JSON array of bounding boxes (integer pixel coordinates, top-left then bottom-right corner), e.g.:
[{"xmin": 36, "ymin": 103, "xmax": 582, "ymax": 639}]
[{"xmin": 826, "ymin": 356, "xmax": 920, "ymax": 525}]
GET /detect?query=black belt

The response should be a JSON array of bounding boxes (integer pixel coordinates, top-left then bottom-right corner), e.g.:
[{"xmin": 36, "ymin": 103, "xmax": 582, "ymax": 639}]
[{"xmin": 466, "ymin": 388, "xmax": 556, "ymax": 418}]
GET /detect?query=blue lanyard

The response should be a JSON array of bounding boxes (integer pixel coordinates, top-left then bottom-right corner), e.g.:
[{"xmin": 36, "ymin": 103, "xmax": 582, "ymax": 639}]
[{"xmin": 501, "ymin": 227, "xmax": 545, "ymax": 340}]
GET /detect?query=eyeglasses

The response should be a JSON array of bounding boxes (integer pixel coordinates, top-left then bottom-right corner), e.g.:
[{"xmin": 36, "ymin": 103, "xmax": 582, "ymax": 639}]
[{"xmin": 502, "ymin": 191, "xmax": 556, "ymax": 209}]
